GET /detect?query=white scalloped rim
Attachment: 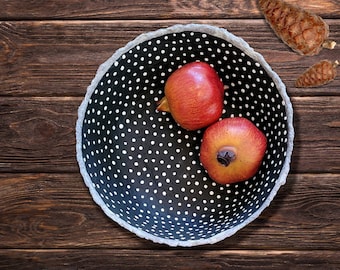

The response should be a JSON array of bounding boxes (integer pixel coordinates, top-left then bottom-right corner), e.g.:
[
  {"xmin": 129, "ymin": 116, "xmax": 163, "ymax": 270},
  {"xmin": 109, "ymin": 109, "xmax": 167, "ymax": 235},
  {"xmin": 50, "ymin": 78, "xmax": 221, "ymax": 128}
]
[{"xmin": 76, "ymin": 24, "xmax": 294, "ymax": 247}]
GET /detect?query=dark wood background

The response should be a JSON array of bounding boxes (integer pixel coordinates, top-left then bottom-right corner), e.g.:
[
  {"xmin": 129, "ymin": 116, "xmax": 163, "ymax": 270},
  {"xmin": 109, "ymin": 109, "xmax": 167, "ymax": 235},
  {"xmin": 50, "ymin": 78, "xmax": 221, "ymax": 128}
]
[{"xmin": 1, "ymin": 0, "xmax": 339, "ymax": 269}]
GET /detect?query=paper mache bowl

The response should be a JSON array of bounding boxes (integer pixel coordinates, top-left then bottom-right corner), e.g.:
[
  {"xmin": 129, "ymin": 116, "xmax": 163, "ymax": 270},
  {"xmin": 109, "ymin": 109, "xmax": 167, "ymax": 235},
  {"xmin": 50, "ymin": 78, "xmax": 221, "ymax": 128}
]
[{"xmin": 76, "ymin": 24, "xmax": 294, "ymax": 247}]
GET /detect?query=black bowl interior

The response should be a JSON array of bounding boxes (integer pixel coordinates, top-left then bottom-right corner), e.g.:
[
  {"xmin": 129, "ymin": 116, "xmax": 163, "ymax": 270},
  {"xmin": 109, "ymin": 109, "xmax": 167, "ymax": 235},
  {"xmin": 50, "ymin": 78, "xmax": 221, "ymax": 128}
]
[{"xmin": 78, "ymin": 27, "xmax": 290, "ymax": 245}]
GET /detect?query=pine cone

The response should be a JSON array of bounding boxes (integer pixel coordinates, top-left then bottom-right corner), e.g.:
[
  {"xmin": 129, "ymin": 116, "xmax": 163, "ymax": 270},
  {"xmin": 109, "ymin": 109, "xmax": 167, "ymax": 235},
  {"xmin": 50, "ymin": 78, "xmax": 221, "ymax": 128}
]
[
  {"xmin": 295, "ymin": 60, "xmax": 339, "ymax": 87},
  {"xmin": 259, "ymin": 0, "xmax": 336, "ymax": 56}
]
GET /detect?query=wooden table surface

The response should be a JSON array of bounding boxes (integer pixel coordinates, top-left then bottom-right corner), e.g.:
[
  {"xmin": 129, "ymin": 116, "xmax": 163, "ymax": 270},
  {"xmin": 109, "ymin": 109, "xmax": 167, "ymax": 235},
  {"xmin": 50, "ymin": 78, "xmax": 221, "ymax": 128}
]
[{"xmin": 1, "ymin": 0, "xmax": 339, "ymax": 269}]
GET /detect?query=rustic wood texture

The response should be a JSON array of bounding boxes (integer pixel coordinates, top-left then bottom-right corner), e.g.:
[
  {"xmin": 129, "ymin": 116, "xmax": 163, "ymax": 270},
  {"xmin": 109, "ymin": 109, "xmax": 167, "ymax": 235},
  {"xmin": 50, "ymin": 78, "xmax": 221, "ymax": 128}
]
[
  {"xmin": 1, "ymin": 20, "xmax": 339, "ymax": 97},
  {"xmin": 1, "ymin": 97, "xmax": 339, "ymax": 173},
  {"xmin": 0, "ymin": 0, "xmax": 339, "ymax": 268},
  {"xmin": 1, "ymin": 249, "xmax": 339, "ymax": 269},
  {"xmin": 0, "ymin": 0, "xmax": 338, "ymax": 19},
  {"xmin": 0, "ymin": 173, "xmax": 339, "ymax": 250}
]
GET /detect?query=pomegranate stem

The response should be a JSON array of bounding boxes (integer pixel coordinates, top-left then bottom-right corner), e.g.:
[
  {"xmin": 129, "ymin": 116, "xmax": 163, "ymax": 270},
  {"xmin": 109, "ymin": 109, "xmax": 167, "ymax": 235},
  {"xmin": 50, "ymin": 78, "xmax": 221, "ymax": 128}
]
[{"xmin": 156, "ymin": 96, "xmax": 171, "ymax": 112}]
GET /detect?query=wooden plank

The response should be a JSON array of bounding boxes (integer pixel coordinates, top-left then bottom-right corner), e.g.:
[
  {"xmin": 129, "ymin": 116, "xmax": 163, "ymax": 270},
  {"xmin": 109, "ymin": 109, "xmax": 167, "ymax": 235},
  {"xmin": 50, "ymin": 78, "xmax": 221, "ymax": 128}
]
[
  {"xmin": 0, "ymin": 249, "xmax": 339, "ymax": 269},
  {"xmin": 1, "ymin": 20, "xmax": 339, "ymax": 97},
  {"xmin": 0, "ymin": 97, "xmax": 77, "ymax": 173},
  {"xmin": 0, "ymin": 96, "xmax": 339, "ymax": 173},
  {"xmin": 0, "ymin": 173, "xmax": 339, "ymax": 249},
  {"xmin": 0, "ymin": 0, "xmax": 338, "ymax": 20}
]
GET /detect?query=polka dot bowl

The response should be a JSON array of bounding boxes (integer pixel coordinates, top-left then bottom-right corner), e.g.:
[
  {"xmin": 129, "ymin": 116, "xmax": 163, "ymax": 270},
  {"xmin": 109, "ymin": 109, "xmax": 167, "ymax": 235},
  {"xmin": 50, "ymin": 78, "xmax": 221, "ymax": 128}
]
[{"xmin": 76, "ymin": 24, "xmax": 294, "ymax": 247}]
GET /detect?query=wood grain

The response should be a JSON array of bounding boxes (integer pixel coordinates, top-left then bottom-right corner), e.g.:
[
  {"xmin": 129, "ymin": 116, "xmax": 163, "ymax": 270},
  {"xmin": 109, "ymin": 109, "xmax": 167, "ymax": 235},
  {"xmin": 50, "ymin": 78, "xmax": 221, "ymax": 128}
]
[
  {"xmin": 0, "ymin": 97, "xmax": 339, "ymax": 173},
  {"xmin": 0, "ymin": 249, "xmax": 339, "ymax": 269},
  {"xmin": 1, "ymin": 20, "xmax": 339, "ymax": 97},
  {"xmin": 0, "ymin": 0, "xmax": 338, "ymax": 20},
  {"xmin": 0, "ymin": 173, "xmax": 339, "ymax": 250}
]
